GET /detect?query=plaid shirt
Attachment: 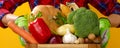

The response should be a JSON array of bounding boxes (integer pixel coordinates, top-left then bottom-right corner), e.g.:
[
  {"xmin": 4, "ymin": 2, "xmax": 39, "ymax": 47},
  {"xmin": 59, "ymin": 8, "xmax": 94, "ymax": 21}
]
[{"xmin": 0, "ymin": 0, "xmax": 120, "ymax": 28}]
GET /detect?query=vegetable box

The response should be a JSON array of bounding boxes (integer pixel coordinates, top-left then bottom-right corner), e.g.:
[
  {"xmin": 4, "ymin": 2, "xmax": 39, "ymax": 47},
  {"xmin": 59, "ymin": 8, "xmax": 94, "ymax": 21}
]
[{"xmin": 8, "ymin": 2, "xmax": 110, "ymax": 48}]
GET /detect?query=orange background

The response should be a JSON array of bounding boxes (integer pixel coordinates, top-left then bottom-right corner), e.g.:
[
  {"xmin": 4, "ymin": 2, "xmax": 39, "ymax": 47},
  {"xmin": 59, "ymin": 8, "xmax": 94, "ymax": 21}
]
[{"xmin": 0, "ymin": 0, "xmax": 120, "ymax": 48}]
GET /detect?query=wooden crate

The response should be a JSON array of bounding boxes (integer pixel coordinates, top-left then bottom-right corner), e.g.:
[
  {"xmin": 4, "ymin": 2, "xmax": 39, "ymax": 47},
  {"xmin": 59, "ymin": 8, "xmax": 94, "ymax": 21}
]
[{"xmin": 25, "ymin": 44, "xmax": 100, "ymax": 48}]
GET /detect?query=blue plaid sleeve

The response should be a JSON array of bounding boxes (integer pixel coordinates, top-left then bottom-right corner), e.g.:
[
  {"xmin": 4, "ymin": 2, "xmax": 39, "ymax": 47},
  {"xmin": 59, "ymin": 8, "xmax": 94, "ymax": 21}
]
[{"xmin": 111, "ymin": 3, "xmax": 120, "ymax": 14}]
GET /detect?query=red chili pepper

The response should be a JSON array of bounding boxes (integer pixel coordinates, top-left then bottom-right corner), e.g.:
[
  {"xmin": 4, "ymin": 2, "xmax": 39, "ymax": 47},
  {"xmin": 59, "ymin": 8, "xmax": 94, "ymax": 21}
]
[{"xmin": 29, "ymin": 18, "xmax": 51, "ymax": 43}]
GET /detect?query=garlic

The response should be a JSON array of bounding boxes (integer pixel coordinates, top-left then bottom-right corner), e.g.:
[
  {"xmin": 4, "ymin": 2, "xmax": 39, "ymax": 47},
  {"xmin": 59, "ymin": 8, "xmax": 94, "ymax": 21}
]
[{"xmin": 63, "ymin": 28, "xmax": 77, "ymax": 44}]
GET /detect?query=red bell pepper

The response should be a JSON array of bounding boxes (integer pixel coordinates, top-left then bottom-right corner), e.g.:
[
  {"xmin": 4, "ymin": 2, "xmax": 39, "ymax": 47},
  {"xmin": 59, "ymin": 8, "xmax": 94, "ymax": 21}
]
[{"xmin": 29, "ymin": 18, "xmax": 51, "ymax": 43}]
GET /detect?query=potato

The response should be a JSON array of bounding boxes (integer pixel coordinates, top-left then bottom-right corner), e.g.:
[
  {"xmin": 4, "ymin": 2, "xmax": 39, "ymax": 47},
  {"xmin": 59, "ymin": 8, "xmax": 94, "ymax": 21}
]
[{"xmin": 88, "ymin": 33, "xmax": 96, "ymax": 40}]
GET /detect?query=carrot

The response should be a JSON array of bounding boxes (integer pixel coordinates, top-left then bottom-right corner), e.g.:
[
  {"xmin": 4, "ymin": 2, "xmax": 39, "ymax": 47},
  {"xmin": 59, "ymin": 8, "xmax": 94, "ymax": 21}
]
[{"xmin": 7, "ymin": 21, "xmax": 38, "ymax": 44}]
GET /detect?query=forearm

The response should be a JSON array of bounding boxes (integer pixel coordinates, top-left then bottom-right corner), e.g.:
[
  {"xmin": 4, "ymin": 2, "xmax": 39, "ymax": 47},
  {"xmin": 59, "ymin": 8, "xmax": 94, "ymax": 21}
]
[
  {"xmin": 108, "ymin": 14, "xmax": 120, "ymax": 27},
  {"xmin": 0, "ymin": 0, "xmax": 27, "ymax": 28},
  {"xmin": 2, "ymin": 14, "xmax": 18, "ymax": 26}
]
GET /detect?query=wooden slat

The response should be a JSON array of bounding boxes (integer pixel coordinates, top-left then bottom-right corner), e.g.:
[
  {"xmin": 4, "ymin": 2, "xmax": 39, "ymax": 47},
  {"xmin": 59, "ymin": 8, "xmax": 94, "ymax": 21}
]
[
  {"xmin": 38, "ymin": 44, "xmax": 88, "ymax": 48},
  {"xmin": 88, "ymin": 44, "xmax": 97, "ymax": 48},
  {"xmin": 26, "ymin": 44, "xmax": 100, "ymax": 48},
  {"xmin": 26, "ymin": 44, "xmax": 37, "ymax": 48},
  {"xmin": 96, "ymin": 44, "xmax": 101, "ymax": 48}
]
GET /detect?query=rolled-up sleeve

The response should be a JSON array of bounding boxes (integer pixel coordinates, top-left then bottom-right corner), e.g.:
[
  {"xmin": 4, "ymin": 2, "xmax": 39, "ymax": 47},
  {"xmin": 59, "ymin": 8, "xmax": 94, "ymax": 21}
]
[
  {"xmin": 0, "ymin": 8, "xmax": 9, "ymax": 28},
  {"xmin": 89, "ymin": 0, "xmax": 119, "ymax": 16},
  {"xmin": 111, "ymin": 3, "xmax": 120, "ymax": 15}
]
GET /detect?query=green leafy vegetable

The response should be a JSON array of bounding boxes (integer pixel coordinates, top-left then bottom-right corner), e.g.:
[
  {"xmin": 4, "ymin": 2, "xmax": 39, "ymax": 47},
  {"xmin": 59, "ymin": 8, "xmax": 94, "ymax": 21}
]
[
  {"xmin": 99, "ymin": 18, "xmax": 110, "ymax": 48},
  {"xmin": 67, "ymin": 10, "xmax": 76, "ymax": 24},
  {"xmin": 55, "ymin": 13, "xmax": 67, "ymax": 25},
  {"xmin": 35, "ymin": 11, "xmax": 42, "ymax": 19},
  {"xmin": 99, "ymin": 18, "xmax": 110, "ymax": 35},
  {"xmin": 24, "ymin": 11, "xmax": 42, "ymax": 23},
  {"xmin": 19, "ymin": 36, "xmax": 26, "ymax": 46},
  {"xmin": 15, "ymin": 16, "xmax": 28, "ymax": 31},
  {"xmin": 67, "ymin": 7, "xmax": 99, "ymax": 38},
  {"xmin": 67, "ymin": 7, "xmax": 87, "ymax": 24}
]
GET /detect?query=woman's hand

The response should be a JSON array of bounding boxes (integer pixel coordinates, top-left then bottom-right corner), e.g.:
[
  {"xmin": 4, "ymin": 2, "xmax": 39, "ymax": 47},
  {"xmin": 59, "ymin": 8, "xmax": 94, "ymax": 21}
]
[
  {"xmin": 2, "ymin": 14, "xmax": 18, "ymax": 26},
  {"xmin": 108, "ymin": 14, "xmax": 120, "ymax": 27}
]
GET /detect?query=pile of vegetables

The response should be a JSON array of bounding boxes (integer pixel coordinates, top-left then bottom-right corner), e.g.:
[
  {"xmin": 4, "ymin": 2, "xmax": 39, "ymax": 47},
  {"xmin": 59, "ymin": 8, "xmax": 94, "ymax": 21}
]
[{"xmin": 15, "ymin": 2, "xmax": 110, "ymax": 48}]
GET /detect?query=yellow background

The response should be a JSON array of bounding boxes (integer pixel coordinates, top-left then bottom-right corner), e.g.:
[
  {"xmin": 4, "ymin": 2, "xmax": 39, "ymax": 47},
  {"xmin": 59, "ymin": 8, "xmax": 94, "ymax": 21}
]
[{"xmin": 0, "ymin": 0, "xmax": 120, "ymax": 48}]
